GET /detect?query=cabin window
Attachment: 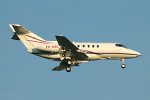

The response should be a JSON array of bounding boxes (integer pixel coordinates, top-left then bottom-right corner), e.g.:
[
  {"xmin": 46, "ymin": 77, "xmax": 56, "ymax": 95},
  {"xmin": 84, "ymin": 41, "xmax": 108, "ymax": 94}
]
[
  {"xmin": 83, "ymin": 45, "xmax": 85, "ymax": 48},
  {"xmin": 87, "ymin": 45, "xmax": 90, "ymax": 48},
  {"xmin": 92, "ymin": 45, "xmax": 95, "ymax": 48},
  {"xmin": 77, "ymin": 45, "xmax": 80, "ymax": 48},
  {"xmin": 97, "ymin": 45, "xmax": 99, "ymax": 48}
]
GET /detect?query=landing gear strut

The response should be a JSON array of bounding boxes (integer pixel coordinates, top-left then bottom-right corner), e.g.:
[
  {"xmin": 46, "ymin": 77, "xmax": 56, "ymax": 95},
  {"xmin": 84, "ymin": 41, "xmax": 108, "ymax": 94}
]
[{"xmin": 121, "ymin": 59, "xmax": 126, "ymax": 69}]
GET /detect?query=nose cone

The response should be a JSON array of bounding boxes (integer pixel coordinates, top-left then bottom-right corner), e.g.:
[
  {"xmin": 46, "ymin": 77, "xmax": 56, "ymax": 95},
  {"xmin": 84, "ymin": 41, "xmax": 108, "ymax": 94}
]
[
  {"xmin": 137, "ymin": 52, "xmax": 142, "ymax": 57},
  {"xmin": 128, "ymin": 49, "xmax": 141, "ymax": 58},
  {"xmin": 134, "ymin": 51, "xmax": 142, "ymax": 57}
]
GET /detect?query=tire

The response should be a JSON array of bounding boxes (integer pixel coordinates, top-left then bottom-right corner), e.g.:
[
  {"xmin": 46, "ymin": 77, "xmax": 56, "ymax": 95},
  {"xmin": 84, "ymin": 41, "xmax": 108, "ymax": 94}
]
[
  {"xmin": 66, "ymin": 67, "xmax": 71, "ymax": 72},
  {"xmin": 121, "ymin": 64, "xmax": 126, "ymax": 69}
]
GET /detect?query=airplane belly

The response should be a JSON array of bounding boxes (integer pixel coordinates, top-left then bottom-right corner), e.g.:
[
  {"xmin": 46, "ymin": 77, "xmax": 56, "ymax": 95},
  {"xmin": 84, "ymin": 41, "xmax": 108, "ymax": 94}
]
[
  {"xmin": 87, "ymin": 54, "xmax": 101, "ymax": 60},
  {"xmin": 100, "ymin": 54, "xmax": 137, "ymax": 59},
  {"xmin": 35, "ymin": 54, "xmax": 61, "ymax": 61}
]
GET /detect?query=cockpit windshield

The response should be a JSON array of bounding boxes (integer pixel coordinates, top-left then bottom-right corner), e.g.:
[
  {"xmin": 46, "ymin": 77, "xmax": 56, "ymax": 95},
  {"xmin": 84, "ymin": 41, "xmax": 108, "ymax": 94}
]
[{"xmin": 116, "ymin": 44, "xmax": 127, "ymax": 48}]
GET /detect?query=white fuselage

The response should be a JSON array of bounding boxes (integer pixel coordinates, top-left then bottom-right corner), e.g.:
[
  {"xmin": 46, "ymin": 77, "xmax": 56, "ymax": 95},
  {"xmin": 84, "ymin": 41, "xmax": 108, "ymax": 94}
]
[
  {"xmin": 28, "ymin": 41, "xmax": 141, "ymax": 62},
  {"xmin": 9, "ymin": 24, "xmax": 142, "ymax": 71}
]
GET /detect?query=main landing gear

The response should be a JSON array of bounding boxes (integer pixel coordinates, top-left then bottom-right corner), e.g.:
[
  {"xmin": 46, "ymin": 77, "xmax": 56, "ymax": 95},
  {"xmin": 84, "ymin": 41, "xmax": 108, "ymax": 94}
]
[
  {"xmin": 121, "ymin": 59, "xmax": 126, "ymax": 69},
  {"xmin": 66, "ymin": 60, "xmax": 72, "ymax": 72},
  {"xmin": 66, "ymin": 67, "xmax": 71, "ymax": 72}
]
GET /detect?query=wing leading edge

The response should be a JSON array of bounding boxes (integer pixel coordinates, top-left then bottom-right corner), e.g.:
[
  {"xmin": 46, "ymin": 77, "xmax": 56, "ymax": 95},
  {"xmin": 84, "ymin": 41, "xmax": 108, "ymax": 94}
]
[{"xmin": 55, "ymin": 35, "xmax": 88, "ymax": 61}]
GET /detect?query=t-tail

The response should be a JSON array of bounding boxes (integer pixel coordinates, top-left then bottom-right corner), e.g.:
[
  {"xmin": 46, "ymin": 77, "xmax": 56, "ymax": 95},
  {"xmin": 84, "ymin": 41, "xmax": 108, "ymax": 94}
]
[{"xmin": 9, "ymin": 24, "xmax": 49, "ymax": 49}]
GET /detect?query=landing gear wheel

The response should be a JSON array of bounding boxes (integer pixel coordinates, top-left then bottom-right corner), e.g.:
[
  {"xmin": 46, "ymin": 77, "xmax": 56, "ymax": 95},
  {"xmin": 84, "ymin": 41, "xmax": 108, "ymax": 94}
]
[
  {"xmin": 68, "ymin": 61, "xmax": 72, "ymax": 65},
  {"xmin": 121, "ymin": 64, "xmax": 126, "ymax": 69},
  {"xmin": 66, "ymin": 67, "xmax": 71, "ymax": 72}
]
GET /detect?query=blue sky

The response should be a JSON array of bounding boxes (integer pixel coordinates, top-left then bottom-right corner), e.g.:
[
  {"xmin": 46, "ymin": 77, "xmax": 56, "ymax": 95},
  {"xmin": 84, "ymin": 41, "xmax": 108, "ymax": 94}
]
[{"xmin": 0, "ymin": 0, "xmax": 150, "ymax": 100}]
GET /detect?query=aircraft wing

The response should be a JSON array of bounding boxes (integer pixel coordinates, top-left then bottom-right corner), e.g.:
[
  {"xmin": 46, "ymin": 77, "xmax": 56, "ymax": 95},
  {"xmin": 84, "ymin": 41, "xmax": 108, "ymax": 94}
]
[
  {"xmin": 52, "ymin": 61, "xmax": 80, "ymax": 71},
  {"xmin": 52, "ymin": 65, "xmax": 66, "ymax": 71},
  {"xmin": 55, "ymin": 35, "xmax": 88, "ymax": 60}
]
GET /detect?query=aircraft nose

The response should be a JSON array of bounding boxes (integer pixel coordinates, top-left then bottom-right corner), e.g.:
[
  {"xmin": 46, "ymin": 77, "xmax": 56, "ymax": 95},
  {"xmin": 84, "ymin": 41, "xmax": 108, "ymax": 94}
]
[
  {"xmin": 135, "ymin": 51, "xmax": 142, "ymax": 57},
  {"xmin": 138, "ymin": 53, "xmax": 142, "ymax": 57},
  {"xmin": 130, "ymin": 49, "xmax": 141, "ymax": 57}
]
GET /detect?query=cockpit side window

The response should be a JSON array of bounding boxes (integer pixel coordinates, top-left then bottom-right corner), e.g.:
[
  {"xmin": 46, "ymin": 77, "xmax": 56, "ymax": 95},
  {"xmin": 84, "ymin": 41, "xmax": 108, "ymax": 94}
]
[{"xmin": 116, "ymin": 44, "xmax": 127, "ymax": 48}]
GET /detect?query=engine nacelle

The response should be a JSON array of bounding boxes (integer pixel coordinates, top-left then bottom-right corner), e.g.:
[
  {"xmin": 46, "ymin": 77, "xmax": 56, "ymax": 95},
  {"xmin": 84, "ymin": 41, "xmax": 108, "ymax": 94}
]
[{"xmin": 37, "ymin": 44, "xmax": 59, "ymax": 52}]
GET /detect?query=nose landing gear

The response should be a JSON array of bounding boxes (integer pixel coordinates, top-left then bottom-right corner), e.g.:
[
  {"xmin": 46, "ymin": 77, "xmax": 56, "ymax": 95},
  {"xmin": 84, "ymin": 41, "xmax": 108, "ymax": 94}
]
[
  {"xmin": 121, "ymin": 64, "xmax": 126, "ymax": 69},
  {"xmin": 121, "ymin": 59, "xmax": 126, "ymax": 69}
]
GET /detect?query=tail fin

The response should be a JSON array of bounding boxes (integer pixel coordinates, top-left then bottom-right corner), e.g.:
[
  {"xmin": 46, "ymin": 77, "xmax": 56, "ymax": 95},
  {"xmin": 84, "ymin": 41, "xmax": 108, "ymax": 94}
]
[{"xmin": 9, "ymin": 24, "xmax": 49, "ymax": 49}]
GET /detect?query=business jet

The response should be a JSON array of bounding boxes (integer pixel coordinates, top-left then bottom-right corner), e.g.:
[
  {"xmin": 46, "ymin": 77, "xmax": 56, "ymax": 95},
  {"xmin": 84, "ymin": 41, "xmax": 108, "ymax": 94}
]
[{"xmin": 9, "ymin": 24, "xmax": 141, "ymax": 72}]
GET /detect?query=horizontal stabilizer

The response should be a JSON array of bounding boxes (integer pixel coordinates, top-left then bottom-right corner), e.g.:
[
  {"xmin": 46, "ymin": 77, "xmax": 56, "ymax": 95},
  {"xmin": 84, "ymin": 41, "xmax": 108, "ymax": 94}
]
[
  {"xmin": 9, "ymin": 24, "xmax": 31, "ymax": 34},
  {"xmin": 11, "ymin": 34, "xmax": 20, "ymax": 40}
]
